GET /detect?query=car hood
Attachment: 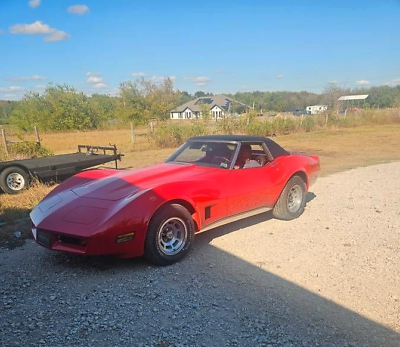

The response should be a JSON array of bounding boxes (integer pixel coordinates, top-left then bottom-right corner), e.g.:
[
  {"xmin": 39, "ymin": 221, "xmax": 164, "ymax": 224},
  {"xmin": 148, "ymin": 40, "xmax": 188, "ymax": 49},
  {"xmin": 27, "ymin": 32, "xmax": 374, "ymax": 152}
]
[{"xmin": 72, "ymin": 162, "xmax": 214, "ymax": 201}]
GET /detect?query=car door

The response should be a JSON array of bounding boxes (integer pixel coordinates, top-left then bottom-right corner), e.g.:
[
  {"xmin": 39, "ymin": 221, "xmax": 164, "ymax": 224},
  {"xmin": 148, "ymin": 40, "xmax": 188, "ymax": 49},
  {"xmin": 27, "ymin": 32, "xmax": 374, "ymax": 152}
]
[{"xmin": 226, "ymin": 143, "xmax": 284, "ymax": 216}]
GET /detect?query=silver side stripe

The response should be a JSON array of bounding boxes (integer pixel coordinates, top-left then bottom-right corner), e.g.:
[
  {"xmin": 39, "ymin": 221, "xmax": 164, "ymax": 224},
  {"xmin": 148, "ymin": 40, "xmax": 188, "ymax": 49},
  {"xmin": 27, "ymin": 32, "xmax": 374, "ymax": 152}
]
[{"xmin": 199, "ymin": 206, "xmax": 272, "ymax": 233}]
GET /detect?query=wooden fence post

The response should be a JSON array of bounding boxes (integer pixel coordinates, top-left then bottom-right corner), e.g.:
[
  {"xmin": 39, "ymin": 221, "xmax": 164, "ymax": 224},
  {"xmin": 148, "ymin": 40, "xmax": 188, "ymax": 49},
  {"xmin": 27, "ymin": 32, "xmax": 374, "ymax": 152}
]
[
  {"xmin": 34, "ymin": 125, "xmax": 41, "ymax": 146},
  {"xmin": 130, "ymin": 122, "xmax": 135, "ymax": 143},
  {"xmin": 150, "ymin": 121, "xmax": 154, "ymax": 133},
  {"xmin": 1, "ymin": 128, "xmax": 9, "ymax": 156}
]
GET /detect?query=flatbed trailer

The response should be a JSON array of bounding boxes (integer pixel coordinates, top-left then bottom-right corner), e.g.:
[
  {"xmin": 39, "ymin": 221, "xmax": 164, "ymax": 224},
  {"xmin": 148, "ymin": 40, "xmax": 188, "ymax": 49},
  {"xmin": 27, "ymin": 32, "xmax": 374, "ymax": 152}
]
[{"xmin": 0, "ymin": 145, "xmax": 122, "ymax": 194}]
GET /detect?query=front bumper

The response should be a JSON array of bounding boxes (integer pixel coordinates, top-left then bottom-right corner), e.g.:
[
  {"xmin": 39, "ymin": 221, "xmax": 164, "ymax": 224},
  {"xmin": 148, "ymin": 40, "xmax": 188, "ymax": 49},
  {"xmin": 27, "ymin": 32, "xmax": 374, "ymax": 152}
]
[{"xmin": 31, "ymin": 222, "xmax": 142, "ymax": 258}]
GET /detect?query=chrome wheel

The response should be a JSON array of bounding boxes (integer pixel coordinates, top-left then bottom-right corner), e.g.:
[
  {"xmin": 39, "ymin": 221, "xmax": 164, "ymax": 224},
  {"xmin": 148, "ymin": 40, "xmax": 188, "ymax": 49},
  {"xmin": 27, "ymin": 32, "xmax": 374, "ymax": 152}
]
[
  {"xmin": 157, "ymin": 217, "xmax": 188, "ymax": 256},
  {"xmin": 287, "ymin": 184, "xmax": 302, "ymax": 213},
  {"xmin": 146, "ymin": 204, "xmax": 194, "ymax": 266},
  {"xmin": 6, "ymin": 172, "xmax": 26, "ymax": 191}
]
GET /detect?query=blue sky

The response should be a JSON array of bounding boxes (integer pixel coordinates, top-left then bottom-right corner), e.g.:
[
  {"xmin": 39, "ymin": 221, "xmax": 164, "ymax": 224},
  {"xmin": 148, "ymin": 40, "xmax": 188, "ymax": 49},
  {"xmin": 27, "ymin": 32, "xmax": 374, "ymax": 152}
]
[{"xmin": 1, "ymin": 0, "xmax": 400, "ymax": 100}]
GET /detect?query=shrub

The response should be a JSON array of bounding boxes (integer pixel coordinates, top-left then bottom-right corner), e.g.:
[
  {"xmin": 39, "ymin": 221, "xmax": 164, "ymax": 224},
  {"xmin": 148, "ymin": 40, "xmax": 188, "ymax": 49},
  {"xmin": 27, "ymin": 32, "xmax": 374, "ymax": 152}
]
[
  {"xmin": 216, "ymin": 118, "xmax": 241, "ymax": 134},
  {"xmin": 1, "ymin": 141, "xmax": 53, "ymax": 161},
  {"xmin": 272, "ymin": 117, "xmax": 298, "ymax": 135},
  {"xmin": 301, "ymin": 116, "xmax": 315, "ymax": 132},
  {"xmin": 150, "ymin": 121, "xmax": 208, "ymax": 148}
]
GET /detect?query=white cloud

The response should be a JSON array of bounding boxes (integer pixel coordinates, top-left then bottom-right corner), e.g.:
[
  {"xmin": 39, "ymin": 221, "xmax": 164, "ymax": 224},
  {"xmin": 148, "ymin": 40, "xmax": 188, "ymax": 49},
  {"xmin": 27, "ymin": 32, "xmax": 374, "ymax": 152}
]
[
  {"xmin": 192, "ymin": 76, "xmax": 211, "ymax": 87},
  {"xmin": 93, "ymin": 83, "xmax": 107, "ymax": 89},
  {"xmin": 355, "ymin": 79, "xmax": 371, "ymax": 86},
  {"xmin": 10, "ymin": 21, "xmax": 69, "ymax": 42},
  {"xmin": 150, "ymin": 75, "xmax": 177, "ymax": 83},
  {"xmin": 276, "ymin": 74, "xmax": 284, "ymax": 79},
  {"xmin": 0, "ymin": 29, "xmax": 4, "ymax": 35},
  {"xmin": 6, "ymin": 75, "xmax": 47, "ymax": 82},
  {"xmin": 182, "ymin": 76, "xmax": 211, "ymax": 87},
  {"xmin": 0, "ymin": 86, "xmax": 25, "ymax": 92},
  {"xmin": 4, "ymin": 94, "xmax": 17, "ymax": 100},
  {"xmin": 132, "ymin": 72, "xmax": 147, "ymax": 77},
  {"xmin": 86, "ymin": 72, "xmax": 107, "ymax": 88},
  {"xmin": 45, "ymin": 30, "xmax": 69, "ymax": 42},
  {"xmin": 35, "ymin": 84, "xmax": 47, "ymax": 89},
  {"xmin": 87, "ymin": 76, "xmax": 104, "ymax": 83},
  {"xmin": 383, "ymin": 78, "xmax": 400, "ymax": 87},
  {"xmin": 28, "ymin": 0, "xmax": 41, "ymax": 8},
  {"xmin": 68, "ymin": 5, "xmax": 90, "ymax": 15},
  {"xmin": 10, "ymin": 21, "xmax": 52, "ymax": 35}
]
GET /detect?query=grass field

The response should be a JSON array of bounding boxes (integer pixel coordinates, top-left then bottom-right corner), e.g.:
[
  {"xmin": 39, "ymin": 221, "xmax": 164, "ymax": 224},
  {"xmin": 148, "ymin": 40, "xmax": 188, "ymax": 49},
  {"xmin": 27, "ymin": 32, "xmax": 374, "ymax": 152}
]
[{"xmin": 1, "ymin": 124, "xmax": 400, "ymax": 247}]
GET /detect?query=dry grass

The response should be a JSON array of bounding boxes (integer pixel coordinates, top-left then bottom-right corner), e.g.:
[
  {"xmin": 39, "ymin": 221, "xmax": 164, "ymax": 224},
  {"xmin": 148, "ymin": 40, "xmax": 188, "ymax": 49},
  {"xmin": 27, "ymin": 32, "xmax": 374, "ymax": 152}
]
[
  {"xmin": 1, "ymin": 125, "xmax": 153, "ymax": 157},
  {"xmin": 41, "ymin": 128, "xmax": 152, "ymax": 154},
  {"xmin": 0, "ymin": 180, "xmax": 54, "ymax": 248},
  {"xmin": 0, "ymin": 180, "xmax": 54, "ymax": 222},
  {"xmin": 1, "ymin": 123, "xmax": 400, "ymax": 247},
  {"xmin": 277, "ymin": 124, "xmax": 400, "ymax": 176}
]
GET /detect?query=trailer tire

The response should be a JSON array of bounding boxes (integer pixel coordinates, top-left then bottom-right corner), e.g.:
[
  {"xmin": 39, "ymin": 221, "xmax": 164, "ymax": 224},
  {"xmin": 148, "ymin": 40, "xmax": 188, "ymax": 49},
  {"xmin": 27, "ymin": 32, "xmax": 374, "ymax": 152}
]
[{"xmin": 0, "ymin": 166, "xmax": 30, "ymax": 194}]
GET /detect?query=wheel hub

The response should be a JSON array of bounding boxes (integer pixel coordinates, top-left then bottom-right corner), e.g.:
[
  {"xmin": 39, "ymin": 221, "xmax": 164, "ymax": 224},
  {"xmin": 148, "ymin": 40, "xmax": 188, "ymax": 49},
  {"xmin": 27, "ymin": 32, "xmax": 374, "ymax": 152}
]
[
  {"xmin": 163, "ymin": 229, "xmax": 174, "ymax": 241},
  {"xmin": 158, "ymin": 218, "xmax": 188, "ymax": 256},
  {"xmin": 287, "ymin": 184, "xmax": 302, "ymax": 213},
  {"xmin": 6, "ymin": 173, "xmax": 25, "ymax": 191}
]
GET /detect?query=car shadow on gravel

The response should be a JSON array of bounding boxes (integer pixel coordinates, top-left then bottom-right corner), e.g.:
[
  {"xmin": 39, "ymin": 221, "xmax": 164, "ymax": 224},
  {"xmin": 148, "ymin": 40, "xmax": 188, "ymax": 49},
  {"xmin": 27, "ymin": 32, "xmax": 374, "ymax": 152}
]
[
  {"xmin": 189, "ymin": 216, "xmax": 400, "ymax": 346},
  {"xmin": 306, "ymin": 191, "xmax": 316, "ymax": 203}
]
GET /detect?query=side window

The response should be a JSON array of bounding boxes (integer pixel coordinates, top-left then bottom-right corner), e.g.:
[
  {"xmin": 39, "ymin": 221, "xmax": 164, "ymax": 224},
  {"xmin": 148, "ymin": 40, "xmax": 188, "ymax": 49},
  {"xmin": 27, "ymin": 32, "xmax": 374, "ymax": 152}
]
[{"xmin": 236, "ymin": 143, "xmax": 269, "ymax": 169}]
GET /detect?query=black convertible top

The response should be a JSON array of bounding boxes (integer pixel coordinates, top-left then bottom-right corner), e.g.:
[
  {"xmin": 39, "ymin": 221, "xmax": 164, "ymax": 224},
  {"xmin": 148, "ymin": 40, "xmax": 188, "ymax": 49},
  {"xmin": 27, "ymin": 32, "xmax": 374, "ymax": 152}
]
[{"xmin": 188, "ymin": 135, "xmax": 289, "ymax": 159}]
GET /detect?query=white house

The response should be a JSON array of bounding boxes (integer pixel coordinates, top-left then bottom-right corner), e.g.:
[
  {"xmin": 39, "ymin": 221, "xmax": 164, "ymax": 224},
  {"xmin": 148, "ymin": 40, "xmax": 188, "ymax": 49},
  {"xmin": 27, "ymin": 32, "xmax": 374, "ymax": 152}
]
[
  {"xmin": 306, "ymin": 105, "xmax": 328, "ymax": 115},
  {"xmin": 170, "ymin": 95, "xmax": 244, "ymax": 120}
]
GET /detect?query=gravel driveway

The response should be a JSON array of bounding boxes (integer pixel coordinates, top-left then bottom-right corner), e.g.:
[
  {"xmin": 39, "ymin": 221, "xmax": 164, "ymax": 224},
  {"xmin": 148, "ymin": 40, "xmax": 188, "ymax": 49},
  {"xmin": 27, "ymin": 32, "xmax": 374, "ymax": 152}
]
[{"xmin": 1, "ymin": 162, "xmax": 399, "ymax": 347}]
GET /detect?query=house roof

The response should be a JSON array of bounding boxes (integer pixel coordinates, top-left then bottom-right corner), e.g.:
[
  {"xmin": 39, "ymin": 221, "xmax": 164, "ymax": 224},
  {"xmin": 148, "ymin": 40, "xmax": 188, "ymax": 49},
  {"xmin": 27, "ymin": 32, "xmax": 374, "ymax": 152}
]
[
  {"xmin": 171, "ymin": 95, "xmax": 238, "ymax": 112},
  {"xmin": 338, "ymin": 95, "xmax": 369, "ymax": 101}
]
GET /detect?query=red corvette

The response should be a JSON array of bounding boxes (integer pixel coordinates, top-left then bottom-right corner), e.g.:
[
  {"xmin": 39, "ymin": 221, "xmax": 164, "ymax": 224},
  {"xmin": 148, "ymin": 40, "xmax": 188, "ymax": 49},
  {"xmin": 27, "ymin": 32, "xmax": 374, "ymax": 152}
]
[{"xmin": 30, "ymin": 135, "xmax": 320, "ymax": 265}]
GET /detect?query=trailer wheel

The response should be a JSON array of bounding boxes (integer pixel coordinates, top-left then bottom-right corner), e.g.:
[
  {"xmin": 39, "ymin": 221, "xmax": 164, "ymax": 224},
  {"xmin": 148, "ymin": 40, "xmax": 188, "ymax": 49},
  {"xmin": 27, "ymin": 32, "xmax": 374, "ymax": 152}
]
[{"xmin": 0, "ymin": 166, "xmax": 30, "ymax": 194}]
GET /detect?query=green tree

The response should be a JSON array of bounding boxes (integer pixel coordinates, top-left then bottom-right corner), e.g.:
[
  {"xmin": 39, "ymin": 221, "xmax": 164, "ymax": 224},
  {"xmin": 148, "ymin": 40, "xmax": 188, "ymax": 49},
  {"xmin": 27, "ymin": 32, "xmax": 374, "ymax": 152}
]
[
  {"xmin": 11, "ymin": 84, "xmax": 101, "ymax": 131},
  {"xmin": 117, "ymin": 81, "xmax": 147, "ymax": 124}
]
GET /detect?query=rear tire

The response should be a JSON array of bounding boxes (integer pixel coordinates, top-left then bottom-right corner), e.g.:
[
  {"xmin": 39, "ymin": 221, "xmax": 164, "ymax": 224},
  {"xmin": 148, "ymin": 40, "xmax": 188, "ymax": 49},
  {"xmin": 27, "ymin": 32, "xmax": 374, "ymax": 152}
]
[
  {"xmin": 0, "ymin": 166, "xmax": 30, "ymax": 194},
  {"xmin": 145, "ymin": 204, "xmax": 195, "ymax": 266},
  {"xmin": 273, "ymin": 175, "xmax": 306, "ymax": 220}
]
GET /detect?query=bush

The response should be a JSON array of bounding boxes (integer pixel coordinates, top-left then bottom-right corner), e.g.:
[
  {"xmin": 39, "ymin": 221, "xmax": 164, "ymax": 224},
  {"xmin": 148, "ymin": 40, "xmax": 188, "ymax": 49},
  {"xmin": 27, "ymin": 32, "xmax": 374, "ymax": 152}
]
[
  {"xmin": 301, "ymin": 116, "xmax": 315, "ymax": 132},
  {"xmin": 272, "ymin": 117, "xmax": 298, "ymax": 135},
  {"xmin": 245, "ymin": 119, "xmax": 273, "ymax": 136},
  {"xmin": 150, "ymin": 121, "xmax": 208, "ymax": 148},
  {"xmin": 216, "ymin": 118, "xmax": 241, "ymax": 134},
  {"xmin": 1, "ymin": 141, "xmax": 53, "ymax": 161}
]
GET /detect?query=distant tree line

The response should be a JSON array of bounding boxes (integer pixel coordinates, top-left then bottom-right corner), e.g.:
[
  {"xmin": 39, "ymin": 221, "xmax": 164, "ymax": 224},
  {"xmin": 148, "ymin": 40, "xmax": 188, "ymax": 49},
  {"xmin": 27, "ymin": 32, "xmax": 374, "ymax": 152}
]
[
  {"xmin": 0, "ymin": 80, "xmax": 399, "ymax": 131},
  {"xmin": 231, "ymin": 84, "xmax": 400, "ymax": 112}
]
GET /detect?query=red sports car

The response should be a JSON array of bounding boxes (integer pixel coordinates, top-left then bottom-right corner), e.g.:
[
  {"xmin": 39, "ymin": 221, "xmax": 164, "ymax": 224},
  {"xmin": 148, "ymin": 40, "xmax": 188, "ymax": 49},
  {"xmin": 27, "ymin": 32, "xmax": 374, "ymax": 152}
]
[{"xmin": 30, "ymin": 135, "xmax": 320, "ymax": 265}]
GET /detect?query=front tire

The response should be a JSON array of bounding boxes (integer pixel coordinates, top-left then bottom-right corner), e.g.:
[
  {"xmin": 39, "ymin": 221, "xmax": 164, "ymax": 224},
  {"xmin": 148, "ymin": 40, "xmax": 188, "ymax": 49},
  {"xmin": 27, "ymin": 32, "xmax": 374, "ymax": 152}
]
[
  {"xmin": 0, "ymin": 166, "xmax": 30, "ymax": 194},
  {"xmin": 273, "ymin": 175, "xmax": 306, "ymax": 220},
  {"xmin": 145, "ymin": 204, "xmax": 195, "ymax": 266}
]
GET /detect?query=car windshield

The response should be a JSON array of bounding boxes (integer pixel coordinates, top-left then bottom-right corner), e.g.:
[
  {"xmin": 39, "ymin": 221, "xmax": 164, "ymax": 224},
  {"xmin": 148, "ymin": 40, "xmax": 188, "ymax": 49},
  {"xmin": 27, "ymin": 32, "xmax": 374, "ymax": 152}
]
[{"xmin": 166, "ymin": 141, "xmax": 238, "ymax": 169}]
